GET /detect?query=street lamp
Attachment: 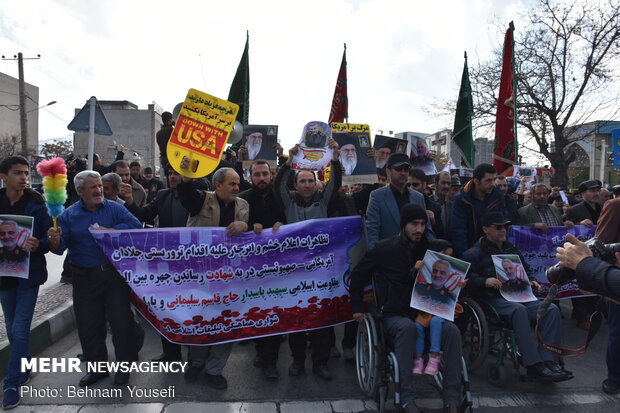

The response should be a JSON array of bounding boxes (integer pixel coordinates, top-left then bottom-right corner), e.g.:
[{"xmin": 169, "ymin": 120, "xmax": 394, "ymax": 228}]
[{"xmin": 27, "ymin": 100, "xmax": 57, "ymax": 113}]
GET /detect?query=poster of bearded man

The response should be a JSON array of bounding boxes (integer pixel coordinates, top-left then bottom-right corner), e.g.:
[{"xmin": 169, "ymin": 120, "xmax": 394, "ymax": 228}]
[
  {"xmin": 331, "ymin": 123, "xmax": 377, "ymax": 185},
  {"xmin": 372, "ymin": 135, "xmax": 408, "ymax": 169},
  {"xmin": 492, "ymin": 254, "xmax": 537, "ymax": 303},
  {"xmin": 240, "ymin": 125, "xmax": 279, "ymax": 168}
]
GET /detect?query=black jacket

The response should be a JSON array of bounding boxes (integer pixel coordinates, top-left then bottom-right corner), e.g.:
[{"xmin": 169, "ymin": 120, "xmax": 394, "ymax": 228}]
[
  {"xmin": 350, "ymin": 233, "xmax": 428, "ymax": 316},
  {"xmin": 576, "ymin": 256, "xmax": 620, "ymax": 302},
  {"xmin": 238, "ymin": 186, "xmax": 286, "ymax": 228},
  {"xmin": 126, "ymin": 188, "xmax": 189, "ymax": 228},
  {"xmin": 461, "ymin": 236, "xmax": 532, "ymax": 299},
  {"xmin": 565, "ymin": 201, "xmax": 601, "ymax": 225}
]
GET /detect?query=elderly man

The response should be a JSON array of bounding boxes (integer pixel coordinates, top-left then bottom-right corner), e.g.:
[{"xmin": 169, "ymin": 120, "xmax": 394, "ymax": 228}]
[
  {"xmin": 274, "ymin": 139, "xmax": 341, "ymax": 380},
  {"xmin": 414, "ymin": 259, "xmax": 458, "ymax": 305},
  {"xmin": 339, "ymin": 143, "xmax": 358, "ymax": 175},
  {"xmin": 177, "ymin": 163, "xmax": 249, "ymax": 389},
  {"xmin": 462, "ymin": 212, "xmax": 572, "ymax": 383},
  {"xmin": 366, "ymin": 153, "xmax": 433, "ymax": 249},
  {"xmin": 375, "ymin": 143, "xmax": 392, "ymax": 168},
  {"xmin": 101, "ymin": 173, "xmax": 125, "ymax": 205},
  {"xmin": 516, "ymin": 184, "xmax": 574, "ymax": 231},
  {"xmin": 0, "ymin": 156, "xmax": 53, "ymax": 409},
  {"xmin": 48, "ymin": 170, "xmax": 142, "ymax": 387},
  {"xmin": 245, "ymin": 131, "xmax": 264, "ymax": 160},
  {"xmin": 350, "ymin": 203, "xmax": 463, "ymax": 413},
  {"xmin": 111, "ymin": 160, "xmax": 146, "ymax": 207}
]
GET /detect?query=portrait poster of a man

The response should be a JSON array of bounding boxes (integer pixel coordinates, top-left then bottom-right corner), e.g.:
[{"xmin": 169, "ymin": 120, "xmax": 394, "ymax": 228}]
[
  {"xmin": 333, "ymin": 133, "xmax": 377, "ymax": 184},
  {"xmin": 0, "ymin": 215, "xmax": 33, "ymax": 279},
  {"xmin": 372, "ymin": 135, "xmax": 408, "ymax": 169},
  {"xmin": 492, "ymin": 254, "xmax": 537, "ymax": 303},
  {"xmin": 291, "ymin": 121, "xmax": 333, "ymax": 171},
  {"xmin": 241, "ymin": 124, "xmax": 278, "ymax": 168},
  {"xmin": 411, "ymin": 250, "xmax": 470, "ymax": 321},
  {"xmin": 408, "ymin": 135, "xmax": 437, "ymax": 176}
]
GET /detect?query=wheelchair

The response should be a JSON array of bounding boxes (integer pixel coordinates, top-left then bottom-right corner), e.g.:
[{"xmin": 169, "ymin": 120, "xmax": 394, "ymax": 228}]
[
  {"xmin": 355, "ymin": 309, "xmax": 474, "ymax": 413},
  {"xmin": 457, "ymin": 296, "xmax": 528, "ymax": 387}
]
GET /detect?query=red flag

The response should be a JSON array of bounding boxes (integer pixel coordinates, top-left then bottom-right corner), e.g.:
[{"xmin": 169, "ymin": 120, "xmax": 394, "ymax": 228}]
[
  {"xmin": 328, "ymin": 45, "xmax": 348, "ymax": 124},
  {"xmin": 493, "ymin": 22, "xmax": 517, "ymax": 175}
]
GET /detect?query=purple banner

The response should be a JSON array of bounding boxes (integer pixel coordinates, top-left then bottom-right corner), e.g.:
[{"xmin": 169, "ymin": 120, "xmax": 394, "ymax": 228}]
[
  {"xmin": 90, "ymin": 216, "xmax": 365, "ymax": 345},
  {"xmin": 508, "ymin": 225, "xmax": 597, "ymax": 299}
]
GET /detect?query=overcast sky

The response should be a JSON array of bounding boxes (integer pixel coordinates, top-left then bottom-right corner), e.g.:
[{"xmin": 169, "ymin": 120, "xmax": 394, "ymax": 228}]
[{"xmin": 0, "ymin": 0, "xmax": 535, "ymax": 157}]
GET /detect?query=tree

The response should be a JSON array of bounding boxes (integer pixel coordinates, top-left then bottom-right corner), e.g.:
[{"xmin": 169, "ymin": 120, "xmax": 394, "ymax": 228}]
[
  {"xmin": 0, "ymin": 134, "xmax": 22, "ymax": 159},
  {"xmin": 469, "ymin": 0, "xmax": 620, "ymax": 186},
  {"xmin": 40, "ymin": 140, "xmax": 73, "ymax": 159}
]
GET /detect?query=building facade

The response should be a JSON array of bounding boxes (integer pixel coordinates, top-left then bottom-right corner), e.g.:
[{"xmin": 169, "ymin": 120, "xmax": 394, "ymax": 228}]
[{"xmin": 0, "ymin": 72, "xmax": 40, "ymax": 154}]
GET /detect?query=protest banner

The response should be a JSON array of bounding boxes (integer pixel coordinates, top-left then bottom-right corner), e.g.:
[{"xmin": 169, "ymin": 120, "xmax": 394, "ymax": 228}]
[
  {"xmin": 508, "ymin": 225, "xmax": 597, "ymax": 299},
  {"xmin": 167, "ymin": 88, "xmax": 239, "ymax": 178},
  {"xmin": 291, "ymin": 121, "xmax": 334, "ymax": 170},
  {"xmin": 0, "ymin": 215, "xmax": 33, "ymax": 279},
  {"xmin": 410, "ymin": 250, "xmax": 469, "ymax": 321},
  {"xmin": 331, "ymin": 122, "xmax": 377, "ymax": 184},
  {"xmin": 90, "ymin": 216, "xmax": 365, "ymax": 345}
]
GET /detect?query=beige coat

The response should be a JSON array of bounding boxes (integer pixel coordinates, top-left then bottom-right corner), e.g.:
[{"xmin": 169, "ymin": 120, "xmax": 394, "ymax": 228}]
[{"xmin": 186, "ymin": 191, "xmax": 249, "ymax": 227}]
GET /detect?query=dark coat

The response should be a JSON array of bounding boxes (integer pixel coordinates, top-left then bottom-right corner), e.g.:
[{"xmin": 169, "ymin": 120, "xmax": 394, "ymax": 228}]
[
  {"xmin": 516, "ymin": 203, "xmax": 564, "ymax": 226},
  {"xmin": 565, "ymin": 201, "xmax": 601, "ymax": 225}
]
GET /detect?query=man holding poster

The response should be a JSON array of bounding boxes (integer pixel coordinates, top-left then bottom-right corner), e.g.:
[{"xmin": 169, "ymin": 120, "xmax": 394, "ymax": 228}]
[
  {"xmin": 462, "ymin": 212, "xmax": 572, "ymax": 382},
  {"xmin": 0, "ymin": 156, "xmax": 53, "ymax": 410},
  {"xmin": 177, "ymin": 164, "xmax": 249, "ymax": 389}
]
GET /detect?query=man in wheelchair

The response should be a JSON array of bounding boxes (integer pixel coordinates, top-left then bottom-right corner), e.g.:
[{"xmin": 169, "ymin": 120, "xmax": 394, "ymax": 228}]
[
  {"xmin": 461, "ymin": 212, "xmax": 573, "ymax": 382},
  {"xmin": 350, "ymin": 203, "xmax": 463, "ymax": 413}
]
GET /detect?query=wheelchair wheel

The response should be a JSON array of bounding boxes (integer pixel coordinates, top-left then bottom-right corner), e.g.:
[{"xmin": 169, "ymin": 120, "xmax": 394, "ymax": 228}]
[
  {"xmin": 460, "ymin": 297, "xmax": 489, "ymax": 371},
  {"xmin": 355, "ymin": 315, "xmax": 381, "ymax": 397},
  {"xmin": 487, "ymin": 362, "xmax": 507, "ymax": 387},
  {"xmin": 375, "ymin": 383, "xmax": 388, "ymax": 413}
]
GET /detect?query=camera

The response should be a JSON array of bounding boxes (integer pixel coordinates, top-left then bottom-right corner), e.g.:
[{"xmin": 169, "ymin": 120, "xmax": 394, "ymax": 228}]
[{"xmin": 546, "ymin": 237, "xmax": 620, "ymax": 286}]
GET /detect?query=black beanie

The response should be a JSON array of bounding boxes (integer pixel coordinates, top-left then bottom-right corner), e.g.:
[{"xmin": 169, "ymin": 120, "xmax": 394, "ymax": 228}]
[{"xmin": 400, "ymin": 203, "xmax": 427, "ymax": 229}]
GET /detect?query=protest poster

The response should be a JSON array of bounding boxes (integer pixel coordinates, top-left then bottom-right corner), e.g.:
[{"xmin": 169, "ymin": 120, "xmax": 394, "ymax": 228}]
[
  {"xmin": 410, "ymin": 250, "xmax": 469, "ymax": 321},
  {"xmin": 408, "ymin": 135, "xmax": 437, "ymax": 176},
  {"xmin": 491, "ymin": 254, "xmax": 537, "ymax": 302},
  {"xmin": 167, "ymin": 88, "xmax": 239, "ymax": 178},
  {"xmin": 90, "ymin": 216, "xmax": 365, "ymax": 345},
  {"xmin": 513, "ymin": 165, "xmax": 537, "ymax": 190},
  {"xmin": 331, "ymin": 123, "xmax": 377, "ymax": 185},
  {"xmin": 241, "ymin": 124, "xmax": 278, "ymax": 169},
  {"xmin": 0, "ymin": 215, "xmax": 33, "ymax": 279},
  {"xmin": 291, "ymin": 121, "xmax": 334, "ymax": 170},
  {"xmin": 373, "ymin": 135, "xmax": 408, "ymax": 169},
  {"xmin": 508, "ymin": 225, "xmax": 597, "ymax": 299}
]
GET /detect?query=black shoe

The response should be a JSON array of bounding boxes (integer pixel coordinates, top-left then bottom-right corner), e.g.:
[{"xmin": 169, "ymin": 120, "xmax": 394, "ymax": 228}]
[
  {"xmin": 527, "ymin": 362, "xmax": 568, "ymax": 382},
  {"xmin": 544, "ymin": 361, "xmax": 573, "ymax": 381},
  {"xmin": 312, "ymin": 364, "xmax": 333, "ymax": 380},
  {"xmin": 602, "ymin": 378, "xmax": 620, "ymax": 394},
  {"xmin": 204, "ymin": 373, "xmax": 228, "ymax": 389},
  {"xmin": 288, "ymin": 360, "xmax": 305, "ymax": 376},
  {"xmin": 79, "ymin": 372, "xmax": 109, "ymax": 387},
  {"xmin": 262, "ymin": 364, "xmax": 279, "ymax": 380},
  {"xmin": 403, "ymin": 402, "xmax": 422, "ymax": 413},
  {"xmin": 152, "ymin": 353, "xmax": 183, "ymax": 362},
  {"xmin": 114, "ymin": 372, "xmax": 130, "ymax": 385},
  {"xmin": 184, "ymin": 364, "xmax": 203, "ymax": 382},
  {"xmin": 253, "ymin": 355, "xmax": 262, "ymax": 368}
]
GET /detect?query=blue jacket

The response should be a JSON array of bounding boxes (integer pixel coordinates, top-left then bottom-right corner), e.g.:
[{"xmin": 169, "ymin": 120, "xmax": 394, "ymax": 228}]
[
  {"xmin": 365, "ymin": 185, "xmax": 434, "ymax": 250},
  {"xmin": 0, "ymin": 188, "xmax": 53, "ymax": 287},
  {"xmin": 452, "ymin": 181, "xmax": 507, "ymax": 257}
]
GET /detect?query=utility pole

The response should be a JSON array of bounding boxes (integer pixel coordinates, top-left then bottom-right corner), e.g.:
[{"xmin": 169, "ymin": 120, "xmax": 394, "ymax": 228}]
[{"xmin": 1, "ymin": 53, "xmax": 41, "ymax": 155}]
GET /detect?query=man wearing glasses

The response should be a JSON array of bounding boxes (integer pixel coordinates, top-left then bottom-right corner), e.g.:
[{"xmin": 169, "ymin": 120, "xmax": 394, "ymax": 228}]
[
  {"xmin": 462, "ymin": 212, "xmax": 573, "ymax": 382},
  {"xmin": 408, "ymin": 168, "xmax": 444, "ymax": 239},
  {"xmin": 366, "ymin": 153, "xmax": 433, "ymax": 249}
]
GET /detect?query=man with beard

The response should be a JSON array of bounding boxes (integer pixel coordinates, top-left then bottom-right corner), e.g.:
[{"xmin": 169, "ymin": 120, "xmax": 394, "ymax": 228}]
[
  {"xmin": 111, "ymin": 160, "xmax": 146, "ymax": 207},
  {"xmin": 141, "ymin": 167, "xmax": 165, "ymax": 204},
  {"xmin": 414, "ymin": 259, "xmax": 459, "ymax": 305},
  {"xmin": 0, "ymin": 221, "xmax": 28, "ymax": 269},
  {"xmin": 239, "ymin": 160, "xmax": 286, "ymax": 380},
  {"xmin": 408, "ymin": 168, "xmax": 444, "ymax": 239},
  {"xmin": 101, "ymin": 173, "xmax": 125, "ymax": 205},
  {"xmin": 245, "ymin": 131, "xmax": 264, "ymax": 160},
  {"xmin": 375, "ymin": 144, "xmax": 392, "ymax": 169},
  {"xmin": 495, "ymin": 175, "xmax": 519, "ymax": 222},
  {"xmin": 350, "ymin": 203, "xmax": 463, "ymax": 413},
  {"xmin": 339, "ymin": 143, "xmax": 358, "ymax": 175},
  {"xmin": 274, "ymin": 139, "xmax": 341, "ymax": 380},
  {"xmin": 303, "ymin": 122, "xmax": 328, "ymax": 148}
]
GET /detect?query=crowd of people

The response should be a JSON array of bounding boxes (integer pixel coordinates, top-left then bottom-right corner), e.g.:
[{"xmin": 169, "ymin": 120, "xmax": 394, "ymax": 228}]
[{"xmin": 1, "ymin": 121, "xmax": 619, "ymax": 412}]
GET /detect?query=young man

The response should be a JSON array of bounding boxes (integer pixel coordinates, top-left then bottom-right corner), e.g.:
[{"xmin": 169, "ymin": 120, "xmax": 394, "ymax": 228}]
[{"xmin": 0, "ymin": 156, "xmax": 53, "ymax": 409}]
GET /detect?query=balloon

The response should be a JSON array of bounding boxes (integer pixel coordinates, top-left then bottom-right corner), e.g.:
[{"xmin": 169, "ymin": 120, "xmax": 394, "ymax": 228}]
[{"xmin": 227, "ymin": 121, "xmax": 244, "ymax": 145}]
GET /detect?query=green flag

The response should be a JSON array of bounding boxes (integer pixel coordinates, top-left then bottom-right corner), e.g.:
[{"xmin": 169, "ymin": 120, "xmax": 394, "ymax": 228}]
[
  {"xmin": 452, "ymin": 52, "xmax": 474, "ymax": 168},
  {"xmin": 228, "ymin": 32, "xmax": 250, "ymax": 125}
]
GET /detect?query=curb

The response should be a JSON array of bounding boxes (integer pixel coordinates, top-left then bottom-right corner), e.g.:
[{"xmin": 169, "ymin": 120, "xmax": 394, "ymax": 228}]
[{"xmin": 0, "ymin": 299, "xmax": 75, "ymax": 378}]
